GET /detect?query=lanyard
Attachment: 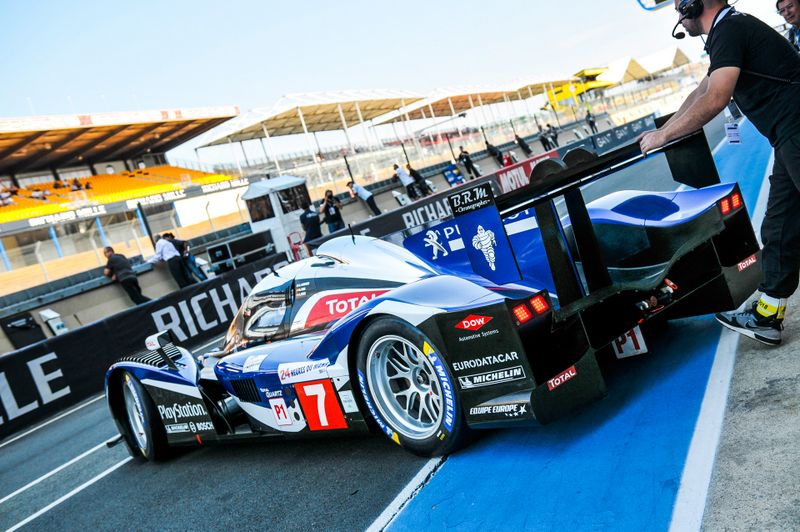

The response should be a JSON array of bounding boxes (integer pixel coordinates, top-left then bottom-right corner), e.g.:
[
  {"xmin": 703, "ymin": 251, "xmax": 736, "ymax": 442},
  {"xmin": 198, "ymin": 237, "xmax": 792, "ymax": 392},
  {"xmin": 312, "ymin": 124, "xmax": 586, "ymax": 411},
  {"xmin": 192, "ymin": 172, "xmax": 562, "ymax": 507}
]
[{"xmin": 705, "ymin": 7, "xmax": 734, "ymax": 51}]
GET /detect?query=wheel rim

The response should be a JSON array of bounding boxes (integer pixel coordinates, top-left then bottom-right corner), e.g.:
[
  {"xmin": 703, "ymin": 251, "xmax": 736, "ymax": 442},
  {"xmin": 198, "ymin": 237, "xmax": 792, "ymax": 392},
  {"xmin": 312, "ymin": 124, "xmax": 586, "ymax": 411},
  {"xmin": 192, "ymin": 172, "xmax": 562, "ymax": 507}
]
[
  {"xmin": 123, "ymin": 377, "xmax": 148, "ymax": 452},
  {"xmin": 366, "ymin": 334, "xmax": 444, "ymax": 440}
]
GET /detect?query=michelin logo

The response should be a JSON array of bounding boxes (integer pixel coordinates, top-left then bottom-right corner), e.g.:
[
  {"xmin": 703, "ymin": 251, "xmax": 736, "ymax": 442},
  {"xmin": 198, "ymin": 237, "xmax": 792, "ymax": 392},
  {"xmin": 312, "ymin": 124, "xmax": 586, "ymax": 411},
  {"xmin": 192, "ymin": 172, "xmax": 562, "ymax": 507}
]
[
  {"xmin": 458, "ymin": 366, "xmax": 525, "ymax": 389},
  {"xmin": 472, "ymin": 225, "xmax": 497, "ymax": 270}
]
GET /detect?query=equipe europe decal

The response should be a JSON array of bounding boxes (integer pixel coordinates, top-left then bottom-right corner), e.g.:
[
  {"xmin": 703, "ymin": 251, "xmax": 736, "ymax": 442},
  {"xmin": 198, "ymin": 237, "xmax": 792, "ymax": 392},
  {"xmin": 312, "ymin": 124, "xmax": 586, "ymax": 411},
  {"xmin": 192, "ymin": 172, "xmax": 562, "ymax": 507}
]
[
  {"xmin": 455, "ymin": 314, "xmax": 493, "ymax": 331},
  {"xmin": 547, "ymin": 366, "xmax": 577, "ymax": 391},
  {"xmin": 358, "ymin": 369, "xmax": 400, "ymax": 445},
  {"xmin": 422, "ymin": 341, "xmax": 455, "ymax": 433}
]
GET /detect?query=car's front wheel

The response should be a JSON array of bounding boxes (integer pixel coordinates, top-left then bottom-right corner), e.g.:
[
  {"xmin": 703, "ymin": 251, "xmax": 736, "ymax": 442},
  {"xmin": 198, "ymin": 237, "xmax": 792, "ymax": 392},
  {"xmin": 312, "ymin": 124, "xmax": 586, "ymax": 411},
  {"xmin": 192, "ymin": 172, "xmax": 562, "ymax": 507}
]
[
  {"xmin": 356, "ymin": 317, "xmax": 468, "ymax": 456},
  {"xmin": 120, "ymin": 371, "xmax": 169, "ymax": 461}
]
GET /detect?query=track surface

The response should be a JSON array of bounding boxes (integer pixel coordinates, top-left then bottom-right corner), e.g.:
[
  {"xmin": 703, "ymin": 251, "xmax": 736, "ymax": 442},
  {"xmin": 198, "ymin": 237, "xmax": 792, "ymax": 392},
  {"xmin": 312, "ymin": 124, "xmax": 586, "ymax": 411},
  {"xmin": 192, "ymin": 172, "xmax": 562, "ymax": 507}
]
[{"xmin": 4, "ymin": 117, "xmax": 769, "ymax": 532}]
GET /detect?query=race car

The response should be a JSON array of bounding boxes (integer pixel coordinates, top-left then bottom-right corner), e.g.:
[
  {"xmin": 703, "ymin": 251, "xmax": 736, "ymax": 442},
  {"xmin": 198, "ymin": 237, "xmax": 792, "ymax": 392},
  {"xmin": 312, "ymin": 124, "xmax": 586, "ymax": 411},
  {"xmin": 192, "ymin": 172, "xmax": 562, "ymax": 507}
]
[{"xmin": 106, "ymin": 137, "xmax": 761, "ymax": 460}]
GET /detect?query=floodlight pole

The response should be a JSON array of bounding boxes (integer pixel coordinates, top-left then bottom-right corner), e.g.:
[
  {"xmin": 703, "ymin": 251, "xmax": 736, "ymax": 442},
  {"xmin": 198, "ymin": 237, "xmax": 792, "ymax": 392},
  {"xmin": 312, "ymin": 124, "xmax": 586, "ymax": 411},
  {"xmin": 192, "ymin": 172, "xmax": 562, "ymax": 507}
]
[
  {"xmin": 261, "ymin": 124, "xmax": 282, "ymax": 173},
  {"xmin": 391, "ymin": 122, "xmax": 410, "ymax": 165},
  {"xmin": 227, "ymin": 137, "xmax": 243, "ymax": 176},
  {"xmin": 343, "ymin": 155, "xmax": 354, "ymax": 180},
  {"xmin": 297, "ymin": 106, "xmax": 323, "ymax": 182}
]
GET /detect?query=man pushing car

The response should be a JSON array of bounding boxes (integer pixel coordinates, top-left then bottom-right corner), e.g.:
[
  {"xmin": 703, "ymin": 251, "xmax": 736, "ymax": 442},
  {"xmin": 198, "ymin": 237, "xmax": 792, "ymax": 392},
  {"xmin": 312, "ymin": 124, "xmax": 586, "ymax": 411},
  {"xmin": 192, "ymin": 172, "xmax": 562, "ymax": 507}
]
[{"xmin": 639, "ymin": 0, "xmax": 800, "ymax": 345}]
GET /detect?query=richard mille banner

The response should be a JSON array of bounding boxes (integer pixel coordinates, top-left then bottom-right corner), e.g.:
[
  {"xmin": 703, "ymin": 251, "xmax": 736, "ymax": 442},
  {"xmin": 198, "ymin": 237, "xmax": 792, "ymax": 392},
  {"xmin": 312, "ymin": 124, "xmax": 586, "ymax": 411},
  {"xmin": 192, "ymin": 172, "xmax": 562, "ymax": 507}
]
[{"xmin": 0, "ymin": 253, "xmax": 288, "ymax": 441}]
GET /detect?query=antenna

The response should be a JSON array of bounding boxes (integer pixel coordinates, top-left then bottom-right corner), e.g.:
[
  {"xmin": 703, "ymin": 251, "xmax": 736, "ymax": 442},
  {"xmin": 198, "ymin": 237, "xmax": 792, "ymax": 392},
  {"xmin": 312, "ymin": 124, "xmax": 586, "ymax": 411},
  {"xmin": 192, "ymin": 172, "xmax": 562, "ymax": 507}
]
[{"xmin": 348, "ymin": 224, "xmax": 356, "ymax": 244}]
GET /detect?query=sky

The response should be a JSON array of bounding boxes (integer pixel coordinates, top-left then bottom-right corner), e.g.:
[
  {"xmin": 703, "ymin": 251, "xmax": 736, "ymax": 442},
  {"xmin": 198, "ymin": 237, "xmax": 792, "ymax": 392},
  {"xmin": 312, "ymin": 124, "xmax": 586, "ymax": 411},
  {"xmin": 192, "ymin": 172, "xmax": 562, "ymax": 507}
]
[{"xmin": 0, "ymin": 0, "xmax": 785, "ymax": 165}]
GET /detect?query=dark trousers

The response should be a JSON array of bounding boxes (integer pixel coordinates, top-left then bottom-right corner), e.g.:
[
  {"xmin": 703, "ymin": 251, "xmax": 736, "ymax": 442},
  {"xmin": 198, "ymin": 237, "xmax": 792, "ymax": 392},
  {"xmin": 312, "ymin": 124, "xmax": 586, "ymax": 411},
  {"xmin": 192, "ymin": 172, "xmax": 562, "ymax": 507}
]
[
  {"xmin": 464, "ymin": 161, "xmax": 479, "ymax": 179},
  {"xmin": 541, "ymin": 137, "xmax": 552, "ymax": 151},
  {"xmin": 120, "ymin": 277, "xmax": 150, "ymax": 305},
  {"xmin": 759, "ymin": 135, "xmax": 800, "ymax": 298},
  {"xmin": 588, "ymin": 122, "xmax": 598, "ymax": 134},
  {"xmin": 327, "ymin": 220, "xmax": 345, "ymax": 234},
  {"xmin": 406, "ymin": 183, "xmax": 418, "ymax": 200},
  {"xmin": 365, "ymin": 195, "xmax": 381, "ymax": 216},
  {"xmin": 167, "ymin": 256, "xmax": 194, "ymax": 288}
]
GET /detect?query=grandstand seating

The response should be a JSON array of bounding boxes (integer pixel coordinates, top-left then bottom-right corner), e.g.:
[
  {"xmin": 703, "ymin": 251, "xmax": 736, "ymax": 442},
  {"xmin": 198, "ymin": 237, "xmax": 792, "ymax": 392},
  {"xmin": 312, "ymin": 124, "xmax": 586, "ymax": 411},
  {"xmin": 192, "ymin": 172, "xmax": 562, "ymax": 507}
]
[{"xmin": 0, "ymin": 166, "xmax": 236, "ymax": 224}]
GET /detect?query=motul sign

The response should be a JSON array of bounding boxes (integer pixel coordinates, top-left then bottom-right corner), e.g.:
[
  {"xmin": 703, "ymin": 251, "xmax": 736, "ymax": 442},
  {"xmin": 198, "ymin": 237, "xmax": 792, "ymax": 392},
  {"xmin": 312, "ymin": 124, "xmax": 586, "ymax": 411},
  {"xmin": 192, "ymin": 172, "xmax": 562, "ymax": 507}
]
[
  {"xmin": 455, "ymin": 315, "xmax": 493, "ymax": 331},
  {"xmin": 547, "ymin": 366, "xmax": 577, "ymax": 391}
]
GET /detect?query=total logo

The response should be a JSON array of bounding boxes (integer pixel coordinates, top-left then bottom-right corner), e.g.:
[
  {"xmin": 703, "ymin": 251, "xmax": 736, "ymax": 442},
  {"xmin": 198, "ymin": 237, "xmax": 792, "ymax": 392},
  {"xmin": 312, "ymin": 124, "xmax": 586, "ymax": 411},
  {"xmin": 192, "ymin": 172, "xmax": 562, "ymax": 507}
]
[
  {"xmin": 737, "ymin": 254, "xmax": 757, "ymax": 272},
  {"xmin": 304, "ymin": 290, "xmax": 389, "ymax": 329},
  {"xmin": 455, "ymin": 314, "xmax": 493, "ymax": 331},
  {"xmin": 547, "ymin": 366, "xmax": 577, "ymax": 391}
]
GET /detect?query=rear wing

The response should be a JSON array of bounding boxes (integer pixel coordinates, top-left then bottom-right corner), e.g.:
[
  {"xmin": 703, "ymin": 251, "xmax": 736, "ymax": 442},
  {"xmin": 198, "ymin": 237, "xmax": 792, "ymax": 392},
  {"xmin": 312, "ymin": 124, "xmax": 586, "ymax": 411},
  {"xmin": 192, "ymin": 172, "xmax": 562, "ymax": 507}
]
[{"xmin": 488, "ymin": 124, "xmax": 720, "ymax": 311}]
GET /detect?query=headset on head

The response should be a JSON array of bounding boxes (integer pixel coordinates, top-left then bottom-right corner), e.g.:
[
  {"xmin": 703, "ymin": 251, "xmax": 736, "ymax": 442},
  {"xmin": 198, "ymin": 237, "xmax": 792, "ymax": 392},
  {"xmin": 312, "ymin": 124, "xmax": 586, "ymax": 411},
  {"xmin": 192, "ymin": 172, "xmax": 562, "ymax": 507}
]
[{"xmin": 678, "ymin": 0, "xmax": 705, "ymax": 20}]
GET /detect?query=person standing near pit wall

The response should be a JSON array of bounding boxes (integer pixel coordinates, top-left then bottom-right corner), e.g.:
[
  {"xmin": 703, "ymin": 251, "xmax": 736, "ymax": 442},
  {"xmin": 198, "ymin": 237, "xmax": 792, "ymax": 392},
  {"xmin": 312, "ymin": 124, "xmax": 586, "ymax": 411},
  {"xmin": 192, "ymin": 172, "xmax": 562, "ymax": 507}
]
[
  {"xmin": 777, "ymin": 0, "xmax": 800, "ymax": 52},
  {"xmin": 103, "ymin": 246, "xmax": 150, "ymax": 305},
  {"xmin": 147, "ymin": 234, "xmax": 195, "ymax": 289},
  {"xmin": 639, "ymin": 0, "xmax": 800, "ymax": 346},
  {"xmin": 347, "ymin": 180, "xmax": 381, "ymax": 216}
]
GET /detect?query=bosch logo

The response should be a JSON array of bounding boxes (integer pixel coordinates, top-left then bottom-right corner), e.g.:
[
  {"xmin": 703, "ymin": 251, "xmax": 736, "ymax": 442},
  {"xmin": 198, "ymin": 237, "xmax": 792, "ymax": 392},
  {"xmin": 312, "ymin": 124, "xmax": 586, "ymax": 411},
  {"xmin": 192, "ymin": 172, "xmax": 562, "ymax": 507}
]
[
  {"xmin": 547, "ymin": 366, "xmax": 577, "ymax": 391},
  {"xmin": 455, "ymin": 315, "xmax": 493, "ymax": 331}
]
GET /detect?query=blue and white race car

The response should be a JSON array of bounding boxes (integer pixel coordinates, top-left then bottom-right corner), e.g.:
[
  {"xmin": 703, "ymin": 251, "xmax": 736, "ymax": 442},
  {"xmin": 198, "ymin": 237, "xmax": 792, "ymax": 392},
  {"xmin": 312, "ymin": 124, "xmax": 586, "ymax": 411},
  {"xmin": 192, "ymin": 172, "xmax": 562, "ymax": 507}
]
[{"xmin": 107, "ymin": 140, "xmax": 761, "ymax": 459}]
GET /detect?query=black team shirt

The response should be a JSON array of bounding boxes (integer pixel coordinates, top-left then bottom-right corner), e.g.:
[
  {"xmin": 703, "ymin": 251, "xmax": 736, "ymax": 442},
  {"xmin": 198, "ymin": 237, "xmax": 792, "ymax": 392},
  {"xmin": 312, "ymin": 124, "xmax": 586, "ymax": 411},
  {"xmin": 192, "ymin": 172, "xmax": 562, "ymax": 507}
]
[{"xmin": 706, "ymin": 9, "xmax": 800, "ymax": 148}]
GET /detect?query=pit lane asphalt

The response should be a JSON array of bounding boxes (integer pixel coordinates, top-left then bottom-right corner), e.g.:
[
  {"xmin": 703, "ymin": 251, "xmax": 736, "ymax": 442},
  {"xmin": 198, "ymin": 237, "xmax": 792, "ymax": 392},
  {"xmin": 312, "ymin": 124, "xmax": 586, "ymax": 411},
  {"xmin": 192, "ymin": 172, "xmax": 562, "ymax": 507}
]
[{"xmin": 0, "ymin": 119, "xmax": 727, "ymax": 531}]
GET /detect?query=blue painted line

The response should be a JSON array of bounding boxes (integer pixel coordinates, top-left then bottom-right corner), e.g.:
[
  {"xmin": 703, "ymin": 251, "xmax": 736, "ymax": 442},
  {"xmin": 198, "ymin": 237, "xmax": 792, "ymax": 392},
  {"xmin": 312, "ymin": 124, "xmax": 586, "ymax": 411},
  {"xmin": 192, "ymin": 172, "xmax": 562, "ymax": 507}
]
[
  {"xmin": 713, "ymin": 120, "xmax": 772, "ymax": 209},
  {"xmin": 48, "ymin": 226, "xmax": 63, "ymax": 258},
  {"xmin": 94, "ymin": 217, "xmax": 110, "ymax": 247},
  {"xmin": 389, "ymin": 127, "xmax": 774, "ymax": 531},
  {"xmin": 0, "ymin": 239, "xmax": 11, "ymax": 271}
]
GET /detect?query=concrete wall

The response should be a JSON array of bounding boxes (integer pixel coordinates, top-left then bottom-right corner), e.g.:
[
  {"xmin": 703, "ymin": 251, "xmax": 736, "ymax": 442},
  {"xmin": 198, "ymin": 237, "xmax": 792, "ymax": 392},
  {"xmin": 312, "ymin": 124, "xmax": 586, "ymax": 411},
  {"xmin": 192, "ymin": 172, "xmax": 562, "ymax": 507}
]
[{"xmin": 0, "ymin": 264, "xmax": 178, "ymax": 355}]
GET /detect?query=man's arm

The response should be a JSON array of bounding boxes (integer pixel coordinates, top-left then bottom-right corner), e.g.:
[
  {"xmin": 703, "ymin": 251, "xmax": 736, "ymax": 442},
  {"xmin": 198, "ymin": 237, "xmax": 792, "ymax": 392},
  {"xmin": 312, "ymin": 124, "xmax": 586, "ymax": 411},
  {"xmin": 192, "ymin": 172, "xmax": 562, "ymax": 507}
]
[
  {"xmin": 640, "ymin": 67, "xmax": 739, "ymax": 153},
  {"xmin": 663, "ymin": 76, "xmax": 710, "ymax": 128}
]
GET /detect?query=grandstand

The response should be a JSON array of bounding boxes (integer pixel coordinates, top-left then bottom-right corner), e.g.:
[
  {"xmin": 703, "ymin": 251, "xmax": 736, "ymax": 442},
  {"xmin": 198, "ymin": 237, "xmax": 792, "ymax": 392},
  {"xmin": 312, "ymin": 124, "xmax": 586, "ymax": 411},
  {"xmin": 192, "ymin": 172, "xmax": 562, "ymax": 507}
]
[{"xmin": 0, "ymin": 107, "xmax": 243, "ymax": 294}]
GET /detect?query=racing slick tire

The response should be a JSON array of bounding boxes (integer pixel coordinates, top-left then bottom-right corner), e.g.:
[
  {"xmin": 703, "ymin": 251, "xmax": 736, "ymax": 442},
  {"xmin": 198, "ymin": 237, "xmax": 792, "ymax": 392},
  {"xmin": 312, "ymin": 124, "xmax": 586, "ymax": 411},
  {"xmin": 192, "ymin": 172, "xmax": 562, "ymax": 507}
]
[
  {"xmin": 119, "ymin": 371, "xmax": 170, "ymax": 461},
  {"xmin": 356, "ymin": 317, "xmax": 468, "ymax": 456}
]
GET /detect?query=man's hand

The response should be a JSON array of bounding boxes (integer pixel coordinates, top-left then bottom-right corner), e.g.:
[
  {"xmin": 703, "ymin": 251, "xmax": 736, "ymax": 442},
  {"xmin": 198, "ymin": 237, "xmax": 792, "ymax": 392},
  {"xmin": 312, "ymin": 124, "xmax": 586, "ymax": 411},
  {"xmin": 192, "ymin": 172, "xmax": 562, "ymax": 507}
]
[{"xmin": 639, "ymin": 129, "xmax": 669, "ymax": 155}]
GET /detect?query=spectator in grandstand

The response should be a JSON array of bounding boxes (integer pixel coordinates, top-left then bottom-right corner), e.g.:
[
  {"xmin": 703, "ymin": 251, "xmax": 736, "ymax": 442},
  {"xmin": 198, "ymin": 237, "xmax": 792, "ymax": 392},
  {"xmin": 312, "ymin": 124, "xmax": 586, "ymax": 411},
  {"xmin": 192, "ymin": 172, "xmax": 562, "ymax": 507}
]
[
  {"xmin": 406, "ymin": 164, "xmax": 433, "ymax": 197},
  {"xmin": 586, "ymin": 111, "xmax": 599, "ymax": 134},
  {"xmin": 319, "ymin": 190, "xmax": 345, "ymax": 234},
  {"xmin": 347, "ymin": 181, "xmax": 381, "ymax": 216},
  {"xmin": 70, "ymin": 178, "xmax": 83, "ymax": 191},
  {"xmin": 485, "ymin": 142, "xmax": 503, "ymax": 166},
  {"xmin": 300, "ymin": 202, "xmax": 323, "ymax": 252},
  {"xmin": 164, "ymin": 233, "xmax": 207, "ymax": 283},
  {"xmin": 640, "ymin": 0, "xmax": 800, "ymax": 347},
  {"xmin": 53, "ymin": 180, "xmax": 64, "ymax": 189},
  {"xmin": 393, "ymin": 163, "xmax": 418, "ymax": 200},
  {"xmin": 778, "ymin": 0, "xmax": 800, "ymax": 52},
  {"xmin": 85, "ymin": 181, "xmax": 93, "ymax": 190},
  {"xmin": 146, "ymin": 234, "xmax": 195, "ymax": 289},
  {"xmin": 103, "ymin": 246, "xmax": 150, "ymax": 305},
  {"xmin": 515, "ymin": 134, "xmax": 533, "ymax": 157},
  {"xmin": 458, "ymin": 147, "xmax": 480, "ymax": 179}
]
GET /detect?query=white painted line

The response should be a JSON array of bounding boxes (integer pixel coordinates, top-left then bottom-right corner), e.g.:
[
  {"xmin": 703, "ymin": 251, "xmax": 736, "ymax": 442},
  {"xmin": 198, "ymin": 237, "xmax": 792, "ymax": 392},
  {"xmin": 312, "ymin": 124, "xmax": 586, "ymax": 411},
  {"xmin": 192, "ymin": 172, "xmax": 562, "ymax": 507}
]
[
  {"xmin": 668, "ymin": 329, "xmax": 740, "ymax": 532},
  {"xmin": 366, "ymin": 457, "xmax": 444, "ymax": 532},
  {"xmin": 0, "ymin": 394, "xmax": 105, "ymax": 450},
  {"xmin": 0, "ymin": 436, "xmax": 116, "ymax": 505},
  {"xmin": 749, "ymin": 151, "xmax": 774, "ymax": 246},
  {"xmin": 669, "ymin": 138, "xmax": 771, "ymax": 531},
  {"xmin": 5, "ymin": 456, "xmax": 133, "ymax": 532}
]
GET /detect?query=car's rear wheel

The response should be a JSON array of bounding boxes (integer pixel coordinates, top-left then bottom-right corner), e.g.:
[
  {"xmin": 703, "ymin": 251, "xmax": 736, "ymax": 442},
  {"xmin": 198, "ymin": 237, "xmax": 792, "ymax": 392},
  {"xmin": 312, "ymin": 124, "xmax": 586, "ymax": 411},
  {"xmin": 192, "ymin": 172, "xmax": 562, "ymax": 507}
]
[
  {"xmin": 356, "ymin": 317, "xmax": 468, "ymax": 456},
  {"xmin": 120, "ymin": 371, "xmax": 169, "ymax": 461}
]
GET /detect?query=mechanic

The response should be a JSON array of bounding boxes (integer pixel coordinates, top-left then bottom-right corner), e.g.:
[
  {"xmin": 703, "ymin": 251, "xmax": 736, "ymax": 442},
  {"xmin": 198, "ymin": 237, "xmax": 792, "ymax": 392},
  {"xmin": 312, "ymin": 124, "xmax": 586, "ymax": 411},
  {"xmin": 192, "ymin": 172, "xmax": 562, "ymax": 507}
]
[
  {"xmin": 458, "ymin": 147, "xmax": 480, "ymax": 179},
  {"xmin": 639, "ymin": 0, "xmax": 800, "ymax": 345},
  {"xmin": 393, "ymin": 163, "xmax": 418, "ymax": 200},
  {"xmin": 299, "ymin": 201, "xmax": 322, "ymax": 254},
  {"xmin": 777, "ymin": 0, "xmax": 800, "ymax": 52},
  {"xmin": 515, "ymin": 134, "xmax": 533, "ymax": 157},
  {"xmin": 485, "ymin": 141, "xmax": 504, "ymax": 166},
  {"xmin": 103, "ymin": 246, "xmax": 150, "ymax": 305}
]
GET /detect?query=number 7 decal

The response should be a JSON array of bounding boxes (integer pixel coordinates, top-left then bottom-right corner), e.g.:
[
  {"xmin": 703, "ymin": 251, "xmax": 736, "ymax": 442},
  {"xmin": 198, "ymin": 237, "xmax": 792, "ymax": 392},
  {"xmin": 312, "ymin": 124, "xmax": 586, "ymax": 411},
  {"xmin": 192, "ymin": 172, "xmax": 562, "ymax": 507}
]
[{"xmin": 295, "ymin": 379, "xmax": 348, "ymax": 431}]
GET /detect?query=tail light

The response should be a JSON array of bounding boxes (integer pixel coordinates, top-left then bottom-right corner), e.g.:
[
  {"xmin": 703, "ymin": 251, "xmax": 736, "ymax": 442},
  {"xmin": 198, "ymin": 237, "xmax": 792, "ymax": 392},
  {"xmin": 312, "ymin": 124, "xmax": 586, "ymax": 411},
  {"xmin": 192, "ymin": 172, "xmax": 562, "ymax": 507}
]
[
  {"xmin": 719, "ymin": 190, "xmax": 743, "ymax": 216},
  {"xmin": 513, "ymin": 304, "xmax": 533, "ymax": 324},
  {"xmin": 512, "ymin": 292, "xmax": 550, "ymax": 325},
  {"xmin": 530, "ymin": 295, "xmax": 549, "ymax": 314}
]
